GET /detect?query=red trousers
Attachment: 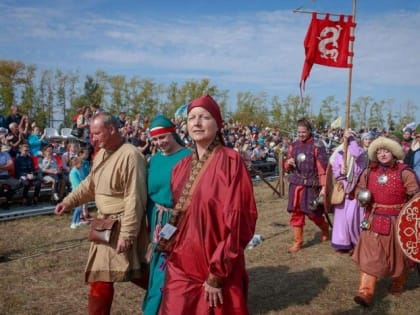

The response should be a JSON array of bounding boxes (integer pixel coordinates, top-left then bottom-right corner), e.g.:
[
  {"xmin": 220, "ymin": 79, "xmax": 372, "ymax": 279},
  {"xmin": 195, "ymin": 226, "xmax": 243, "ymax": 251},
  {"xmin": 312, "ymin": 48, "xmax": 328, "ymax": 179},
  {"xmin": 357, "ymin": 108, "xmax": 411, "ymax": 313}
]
[
  {"xmin": 88, "ymin": 275, "xmax": 148, "ymax": 315},
  {"xmin": 289, "ymin": 209, "xmax": 325, "ymax": 227}
]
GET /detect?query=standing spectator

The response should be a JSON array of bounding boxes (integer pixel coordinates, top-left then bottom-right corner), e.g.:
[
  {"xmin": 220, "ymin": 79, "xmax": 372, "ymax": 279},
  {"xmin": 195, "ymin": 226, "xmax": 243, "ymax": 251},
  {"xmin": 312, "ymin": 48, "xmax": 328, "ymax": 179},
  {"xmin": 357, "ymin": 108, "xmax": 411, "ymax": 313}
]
[
  {"xmin": 6, "ymin": 105, "xmax": 22, "ymax": 127},
  {"xmin": 77, "ymin": 106, "xmax": 92, "ymax": 144},
  {"xmin": 330, "ymin": 130, "xmax": 367, "ymax": 254},
  {"xmin": 137, "ymin": 130, "xmax": 152, "ymax": 159},
  {"xmin": 142, "ymin": 115, "xmax": 192, "ymax": 315},
  {"xmin": 361, "ymin": 132, "xmax": 374, "ymax": 151},
  {"xmin": 14, "ymin": 144, "xmax": 42, "ymax": 206},
  {"xmin": 89, "ymin": 103, "xmax": 104, "ymax": 115},
  {"xmin": 283, "ymin": 118, "xmax": 330, "ymax": 253},
  {"xmin": 401, "ymin": 128, "xmax": 413, "ymax": 156},
  {"xmin": 78, "ymin": 147, "xmax": 92, "ymax": 221},
  {"xmin": 61, "ymin": 142, "xmax": 80, "ymax": 193},
  {"xmin": 0, "ymin": 113, "xmax": 8, "ymax": 130},
  {"xmin": 68, "ymin": 156, "xmax": 87, "ymax": 229},
  {"xmin": 18, "ymin": 114, "xmax": 30, "ymax": 137},
  {"xmin": 157, "ymin": 95, "xmax": 258, "ymax": 315},
  {"xmin": 404, "ymin": 127, "xmax": 420, "ymax": 180},
  {"xmin": 352, "ymin": 137, "xmax": 419, "ymax": 307},
  {"xmin": 132, "ymin": 113, "xmax": 144, "ymax": 131},
  {"xmin": 116, "ymin": 111, "xmax": 126, "ymax": 130},
  {"xmin": 54, "ymin": 112, "xmax": 149, "ymax": 314}
]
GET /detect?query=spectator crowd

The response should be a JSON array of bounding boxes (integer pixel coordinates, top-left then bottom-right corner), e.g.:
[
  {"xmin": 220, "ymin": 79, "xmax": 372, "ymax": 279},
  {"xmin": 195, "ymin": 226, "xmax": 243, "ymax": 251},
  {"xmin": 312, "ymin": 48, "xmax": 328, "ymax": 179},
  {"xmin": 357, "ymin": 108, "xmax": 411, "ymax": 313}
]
[{"xmin": 1, "ymin": 103, "xmax": 419, "ymax": 214}]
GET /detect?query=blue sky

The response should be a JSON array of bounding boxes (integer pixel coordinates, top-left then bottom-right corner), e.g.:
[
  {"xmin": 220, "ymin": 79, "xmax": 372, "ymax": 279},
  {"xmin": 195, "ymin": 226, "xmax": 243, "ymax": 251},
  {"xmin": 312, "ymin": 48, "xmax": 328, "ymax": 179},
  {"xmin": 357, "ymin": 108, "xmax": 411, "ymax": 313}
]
[{"xmin": 1, "ymin": 0, "xmax": 420, "ymax": 120}]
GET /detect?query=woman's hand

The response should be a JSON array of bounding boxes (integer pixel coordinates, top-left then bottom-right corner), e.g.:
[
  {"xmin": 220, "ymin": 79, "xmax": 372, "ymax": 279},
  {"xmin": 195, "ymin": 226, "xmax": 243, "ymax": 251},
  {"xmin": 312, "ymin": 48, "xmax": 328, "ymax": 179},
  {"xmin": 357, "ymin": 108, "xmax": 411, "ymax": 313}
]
[{"xmin": 203, "ymin": 281, "xmax": 223, "ymax": 307}]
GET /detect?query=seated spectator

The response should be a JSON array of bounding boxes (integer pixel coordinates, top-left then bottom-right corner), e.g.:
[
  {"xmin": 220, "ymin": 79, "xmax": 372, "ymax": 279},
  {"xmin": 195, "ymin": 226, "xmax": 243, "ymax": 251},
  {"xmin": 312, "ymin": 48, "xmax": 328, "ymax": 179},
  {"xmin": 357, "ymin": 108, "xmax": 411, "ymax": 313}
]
[
  {"xmin": 39, "ymin": 145, "xmax": 64, "ymax": 202},
  {"xmin": 27, "ymin": 126, "xmax": 48, "ymax": 156},
  {"xmin": 6, "ymin": 122, "xmax": 25, "ymax": 158},
  {"xmin": 14, "ymin": 144, "xmax": 42, "ymax": 205},
  {"xmin": 0, "ymin": 142, "xmax": 22, "ymax": 209},
  {"xmin": 251, "ymin": 142, "xmax": 267, "ymax": 162},
  {"xmin": 0, "ymin": 127, "xmax": 10, "ymax": 152}
]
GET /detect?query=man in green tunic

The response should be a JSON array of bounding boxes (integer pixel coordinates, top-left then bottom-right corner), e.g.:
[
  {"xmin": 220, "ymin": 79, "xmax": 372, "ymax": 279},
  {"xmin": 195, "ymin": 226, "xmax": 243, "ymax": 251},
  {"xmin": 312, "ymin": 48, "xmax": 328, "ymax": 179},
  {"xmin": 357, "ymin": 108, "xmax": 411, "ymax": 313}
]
[{"xmin": 55, "ymin": 112, "xmax": 149, "ymax": 314}]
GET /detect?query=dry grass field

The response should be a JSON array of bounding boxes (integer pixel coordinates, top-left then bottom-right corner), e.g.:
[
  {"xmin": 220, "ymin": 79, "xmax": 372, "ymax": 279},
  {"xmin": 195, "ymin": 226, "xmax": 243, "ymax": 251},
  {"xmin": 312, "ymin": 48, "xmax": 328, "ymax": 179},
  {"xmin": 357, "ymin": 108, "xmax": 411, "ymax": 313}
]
[{"xmin": 1, "ymin": 181, "xmax": 420, "ymax": 315}]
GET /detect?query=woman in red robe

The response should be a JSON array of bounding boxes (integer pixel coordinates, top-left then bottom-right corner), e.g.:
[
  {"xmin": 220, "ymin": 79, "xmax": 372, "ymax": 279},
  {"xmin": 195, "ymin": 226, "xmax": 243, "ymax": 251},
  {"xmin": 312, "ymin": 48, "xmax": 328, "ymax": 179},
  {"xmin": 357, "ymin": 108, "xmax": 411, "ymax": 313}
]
[{"xmin": 156, "ymin": 95, "xmax": 258, "ymax": 315}]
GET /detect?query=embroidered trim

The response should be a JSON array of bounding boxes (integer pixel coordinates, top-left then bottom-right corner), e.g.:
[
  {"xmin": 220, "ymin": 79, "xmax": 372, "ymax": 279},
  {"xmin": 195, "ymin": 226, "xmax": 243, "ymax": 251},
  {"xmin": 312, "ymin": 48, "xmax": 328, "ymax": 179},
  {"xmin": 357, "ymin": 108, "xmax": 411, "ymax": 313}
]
[{"xmin": 155, "ymin": 138, "xmax": 221, "ymax": 252}]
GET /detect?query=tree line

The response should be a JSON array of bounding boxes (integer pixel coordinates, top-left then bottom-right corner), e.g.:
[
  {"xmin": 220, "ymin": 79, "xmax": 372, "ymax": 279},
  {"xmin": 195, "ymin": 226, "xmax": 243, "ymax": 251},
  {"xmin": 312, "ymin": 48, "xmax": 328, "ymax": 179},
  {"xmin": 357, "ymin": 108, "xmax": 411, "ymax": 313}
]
[{"xmin": 0, "ymin": 60, "xmax": 416, "ymax": 132}]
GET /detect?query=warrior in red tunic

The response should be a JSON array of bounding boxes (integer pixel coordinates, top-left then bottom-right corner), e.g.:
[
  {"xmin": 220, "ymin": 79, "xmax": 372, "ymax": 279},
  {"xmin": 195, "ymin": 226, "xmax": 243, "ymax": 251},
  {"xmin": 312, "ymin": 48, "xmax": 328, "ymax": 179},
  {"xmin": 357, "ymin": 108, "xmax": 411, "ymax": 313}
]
[{"xmin": 353, "ymin": 137, "xmax": 419, "ymax": 307}]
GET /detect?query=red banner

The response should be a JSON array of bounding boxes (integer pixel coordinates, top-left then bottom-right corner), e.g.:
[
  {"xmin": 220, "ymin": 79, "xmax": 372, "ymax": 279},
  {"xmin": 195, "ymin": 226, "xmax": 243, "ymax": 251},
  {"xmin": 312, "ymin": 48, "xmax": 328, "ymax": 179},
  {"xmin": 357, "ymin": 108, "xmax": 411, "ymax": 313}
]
[{"xmin": 300, "ymin": 13, "xmax": 356, "ymax": 90}]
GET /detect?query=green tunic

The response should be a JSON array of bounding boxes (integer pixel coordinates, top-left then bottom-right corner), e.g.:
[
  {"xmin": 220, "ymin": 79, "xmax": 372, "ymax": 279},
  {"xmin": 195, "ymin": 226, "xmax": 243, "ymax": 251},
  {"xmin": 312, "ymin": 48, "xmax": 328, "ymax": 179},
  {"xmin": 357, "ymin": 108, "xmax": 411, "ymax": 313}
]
[{"xmin": 142, "ymin": 147, "xmax": 191, "ymax": 315}]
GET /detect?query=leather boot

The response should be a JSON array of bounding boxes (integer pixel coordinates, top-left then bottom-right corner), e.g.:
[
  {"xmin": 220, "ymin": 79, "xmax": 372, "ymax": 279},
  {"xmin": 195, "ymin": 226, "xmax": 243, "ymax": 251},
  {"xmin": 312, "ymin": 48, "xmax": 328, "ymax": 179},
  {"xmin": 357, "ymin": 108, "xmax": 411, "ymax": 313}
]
[
  {"xmin": 389, "ymin": 270, "xmax": 407, "ymax": 296},
  {"xmin": 288, "ymin": 226, "xmax": 303, "ymax": 253},
  {"xmin": 354, "ymin": 272, "xmax": 376, "ymax": 307}
]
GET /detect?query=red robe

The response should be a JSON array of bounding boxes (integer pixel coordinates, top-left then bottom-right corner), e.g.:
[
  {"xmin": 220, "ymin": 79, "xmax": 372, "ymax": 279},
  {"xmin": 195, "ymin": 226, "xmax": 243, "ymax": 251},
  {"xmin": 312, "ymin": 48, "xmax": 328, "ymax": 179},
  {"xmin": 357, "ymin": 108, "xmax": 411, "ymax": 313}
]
[{"xmin": 158, "ymin": 146, "xmax": 258, "ymax": 315}]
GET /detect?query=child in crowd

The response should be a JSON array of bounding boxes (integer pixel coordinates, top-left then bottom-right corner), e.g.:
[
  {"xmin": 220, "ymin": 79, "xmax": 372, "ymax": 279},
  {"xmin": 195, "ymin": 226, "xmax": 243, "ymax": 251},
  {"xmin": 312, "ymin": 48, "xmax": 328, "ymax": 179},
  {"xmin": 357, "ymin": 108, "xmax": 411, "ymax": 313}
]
[
  {"xmin": 78, "ymin": 147, "xmax": 92, "ymax": 221},
  {"xmin": 39, "ymin": 145, "xmax": 64, "ymax": 202},
  {"xmin": 68, "ymin": 156, "xmax": 88, "ymax": 229}
]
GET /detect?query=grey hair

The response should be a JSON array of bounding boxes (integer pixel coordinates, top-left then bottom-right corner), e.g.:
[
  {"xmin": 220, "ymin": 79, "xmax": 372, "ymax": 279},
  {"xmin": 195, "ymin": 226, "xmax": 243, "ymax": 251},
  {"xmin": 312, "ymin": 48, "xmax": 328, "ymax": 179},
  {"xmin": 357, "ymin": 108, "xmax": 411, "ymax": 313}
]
[{"xmin": 93, "ymin": 112, "xmax": 118, "ymax": 128}]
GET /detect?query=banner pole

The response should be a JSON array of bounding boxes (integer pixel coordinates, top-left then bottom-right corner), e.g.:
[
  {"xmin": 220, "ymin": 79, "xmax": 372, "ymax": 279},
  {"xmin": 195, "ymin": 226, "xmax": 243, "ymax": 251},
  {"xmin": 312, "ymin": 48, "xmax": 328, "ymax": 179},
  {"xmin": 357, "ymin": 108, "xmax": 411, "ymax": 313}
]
[
  {"xmin": 345, "ymin": 0, "xmax": 357, "ymax": 130},
  {"xmin": 293, "ymin": 9, "xmax": 351, "ymax": 18},
  {"xmin": 342, "ymin": 0, "xmax": 357, "ymax": 173}
]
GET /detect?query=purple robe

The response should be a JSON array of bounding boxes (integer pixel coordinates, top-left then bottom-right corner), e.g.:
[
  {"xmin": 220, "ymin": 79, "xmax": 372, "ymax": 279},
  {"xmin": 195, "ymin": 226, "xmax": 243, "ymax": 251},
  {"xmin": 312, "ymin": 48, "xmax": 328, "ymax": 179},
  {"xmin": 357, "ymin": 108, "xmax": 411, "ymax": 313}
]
[{"xmin": 331, "ymin": 138, "xmax": 367, "ymax": 250}]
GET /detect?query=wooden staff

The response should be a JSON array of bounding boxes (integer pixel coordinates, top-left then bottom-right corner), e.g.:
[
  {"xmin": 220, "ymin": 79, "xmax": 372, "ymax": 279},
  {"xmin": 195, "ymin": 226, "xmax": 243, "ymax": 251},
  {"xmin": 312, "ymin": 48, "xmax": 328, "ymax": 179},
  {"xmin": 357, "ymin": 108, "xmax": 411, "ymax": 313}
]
[{"xmin": 343, "ymin": 0, "xmax": 357, "ymax": 168}]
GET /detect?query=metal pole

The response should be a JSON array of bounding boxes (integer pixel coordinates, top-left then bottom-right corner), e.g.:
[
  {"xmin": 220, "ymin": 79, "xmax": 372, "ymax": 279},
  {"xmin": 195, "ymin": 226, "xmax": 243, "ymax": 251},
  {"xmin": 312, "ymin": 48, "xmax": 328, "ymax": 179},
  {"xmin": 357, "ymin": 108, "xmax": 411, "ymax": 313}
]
[{"xmin": 293, "ymin": 9, "xmax": 352, "ymax": 18}]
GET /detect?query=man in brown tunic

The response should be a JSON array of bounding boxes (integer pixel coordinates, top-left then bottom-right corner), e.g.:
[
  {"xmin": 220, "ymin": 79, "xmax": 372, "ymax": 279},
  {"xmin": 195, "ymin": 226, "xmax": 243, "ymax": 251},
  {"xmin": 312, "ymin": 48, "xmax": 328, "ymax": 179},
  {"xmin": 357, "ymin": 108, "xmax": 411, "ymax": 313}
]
[{"xmin": 55, "ymin": 112, "xmax": 149, "ymax": 314}]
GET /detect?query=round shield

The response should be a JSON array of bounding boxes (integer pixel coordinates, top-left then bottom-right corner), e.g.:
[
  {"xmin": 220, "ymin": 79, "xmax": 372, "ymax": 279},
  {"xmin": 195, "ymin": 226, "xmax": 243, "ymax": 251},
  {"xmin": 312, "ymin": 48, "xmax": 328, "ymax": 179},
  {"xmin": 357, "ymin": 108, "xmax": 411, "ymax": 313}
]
[{"xmin": 397, "ymin": 194, "xmax": 420, "ymax": 263}]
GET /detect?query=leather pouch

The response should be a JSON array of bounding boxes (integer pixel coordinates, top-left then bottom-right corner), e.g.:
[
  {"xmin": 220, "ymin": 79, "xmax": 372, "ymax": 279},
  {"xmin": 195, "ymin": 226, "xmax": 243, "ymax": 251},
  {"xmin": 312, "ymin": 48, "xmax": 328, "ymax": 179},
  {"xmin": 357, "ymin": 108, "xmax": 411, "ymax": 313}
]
[{"xmin": 88, "ymin": 218, "xmax": 117, "ymax": 244}]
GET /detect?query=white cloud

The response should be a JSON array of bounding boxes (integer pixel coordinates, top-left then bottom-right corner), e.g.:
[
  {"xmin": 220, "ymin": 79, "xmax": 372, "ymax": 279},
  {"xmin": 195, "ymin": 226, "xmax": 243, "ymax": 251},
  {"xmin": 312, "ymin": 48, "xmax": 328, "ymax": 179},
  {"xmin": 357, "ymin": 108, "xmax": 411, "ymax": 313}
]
[{"xmin": 0, "ymin": 2, "xmax": 419, "ymax": 105}]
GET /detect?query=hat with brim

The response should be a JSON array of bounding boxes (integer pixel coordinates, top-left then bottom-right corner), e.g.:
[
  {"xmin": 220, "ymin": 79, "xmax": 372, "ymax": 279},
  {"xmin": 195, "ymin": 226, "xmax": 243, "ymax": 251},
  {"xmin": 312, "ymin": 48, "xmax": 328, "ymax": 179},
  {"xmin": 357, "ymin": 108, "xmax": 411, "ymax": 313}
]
[{"xmin": 368, "ymin": 136, "xmax": 404, "ymax": 161}]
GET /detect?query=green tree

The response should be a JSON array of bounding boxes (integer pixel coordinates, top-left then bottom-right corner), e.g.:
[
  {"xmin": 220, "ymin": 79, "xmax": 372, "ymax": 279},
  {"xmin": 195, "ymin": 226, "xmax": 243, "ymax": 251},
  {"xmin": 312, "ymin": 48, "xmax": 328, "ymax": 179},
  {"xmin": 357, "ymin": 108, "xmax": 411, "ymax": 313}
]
[
  {"xmin": 20, "ymin": 65, "xmax": 37, "ymax": 116},
  {"xmin": 0, "ymin": 60, "xmax": 26, "ymax": 113},
  {"xmin": 351, "ymin": 96, "xmax": 373, "ymax": 130},
  {"xmin": 318, "ymin": 96, "xmax": 339, "ymax": 126},
  {"xmin": 232, "ymin": 92, "xmax": 269, "ymax": 126}
]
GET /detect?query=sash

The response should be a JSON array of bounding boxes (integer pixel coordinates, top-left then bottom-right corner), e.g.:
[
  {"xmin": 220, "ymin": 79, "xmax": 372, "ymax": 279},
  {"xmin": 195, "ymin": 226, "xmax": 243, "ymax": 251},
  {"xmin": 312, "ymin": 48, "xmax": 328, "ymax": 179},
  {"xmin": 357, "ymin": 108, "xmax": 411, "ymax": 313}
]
[{"xmin": 155, "ymin": 142, "xmax": 221, "ymax": 252}]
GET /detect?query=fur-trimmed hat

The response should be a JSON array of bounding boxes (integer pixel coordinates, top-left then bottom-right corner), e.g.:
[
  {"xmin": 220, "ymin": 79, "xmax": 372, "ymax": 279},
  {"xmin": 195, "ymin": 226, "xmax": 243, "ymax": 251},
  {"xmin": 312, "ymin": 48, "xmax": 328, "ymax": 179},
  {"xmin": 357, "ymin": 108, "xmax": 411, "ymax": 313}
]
[{"xmin": 368, "ymin": 136, "xmax": 404, "ymax": 161}]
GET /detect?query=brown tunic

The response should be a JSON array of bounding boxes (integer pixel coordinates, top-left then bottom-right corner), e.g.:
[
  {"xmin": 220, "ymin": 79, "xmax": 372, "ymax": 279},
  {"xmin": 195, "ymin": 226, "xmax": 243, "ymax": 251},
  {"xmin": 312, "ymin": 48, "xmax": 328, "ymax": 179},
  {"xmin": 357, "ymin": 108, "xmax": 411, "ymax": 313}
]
[{"xmin": 63, "ymin": 143, "xmax": 149, "ymax": 282}]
